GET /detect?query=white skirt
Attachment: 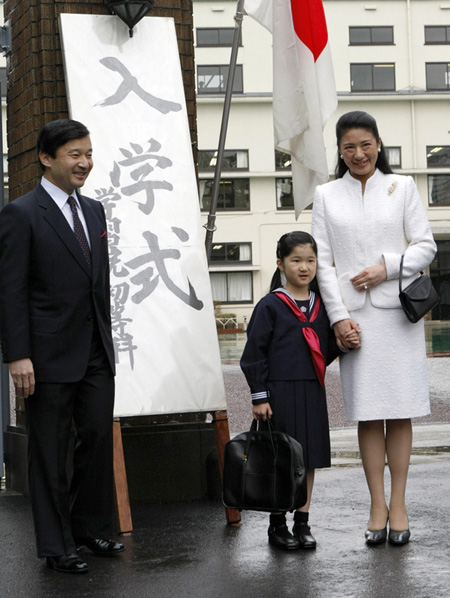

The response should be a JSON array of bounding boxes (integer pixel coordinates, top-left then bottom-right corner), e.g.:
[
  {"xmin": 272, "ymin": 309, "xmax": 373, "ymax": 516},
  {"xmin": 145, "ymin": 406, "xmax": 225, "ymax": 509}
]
[{"xmin": 339, "ymin": 296, "xmax": 431, "ymax": 421}]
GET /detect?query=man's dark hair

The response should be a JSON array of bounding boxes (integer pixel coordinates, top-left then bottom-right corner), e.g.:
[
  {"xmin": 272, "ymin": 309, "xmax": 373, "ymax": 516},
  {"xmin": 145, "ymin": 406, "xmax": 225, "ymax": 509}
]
[{"xmin": 36, "ymin": 119, "xmax": 90, "ymax": 171}]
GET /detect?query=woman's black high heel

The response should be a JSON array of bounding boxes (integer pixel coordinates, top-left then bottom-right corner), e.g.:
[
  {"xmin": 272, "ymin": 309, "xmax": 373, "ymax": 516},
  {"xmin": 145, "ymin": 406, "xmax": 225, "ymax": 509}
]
[
  {"xmin": 365, "ymin": 523, "xmax": 388, "ymax": 544},
  {"xmin": 365, "ymin": 513, "xmax": 389, "ymax": 545},
  {"xmin": 388, "ymin": 527, "xmax": 410, "ymax": 545}
]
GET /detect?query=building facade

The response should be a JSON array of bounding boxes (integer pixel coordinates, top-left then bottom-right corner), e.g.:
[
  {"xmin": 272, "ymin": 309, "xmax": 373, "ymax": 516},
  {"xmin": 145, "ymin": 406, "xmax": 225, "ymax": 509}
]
[{"xmin": 194, "ymin": 0, "xmax": 450, "ymax": 323}]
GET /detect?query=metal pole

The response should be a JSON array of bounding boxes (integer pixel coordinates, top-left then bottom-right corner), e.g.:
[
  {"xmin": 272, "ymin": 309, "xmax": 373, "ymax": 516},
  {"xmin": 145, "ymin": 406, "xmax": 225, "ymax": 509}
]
[
  {"xmin": 204, "ymin": 0, "xmax": 245, "ymax": 263},
  {"xmin": 0, "ymin": 80, "xmax": 10, "ymax": 481}
]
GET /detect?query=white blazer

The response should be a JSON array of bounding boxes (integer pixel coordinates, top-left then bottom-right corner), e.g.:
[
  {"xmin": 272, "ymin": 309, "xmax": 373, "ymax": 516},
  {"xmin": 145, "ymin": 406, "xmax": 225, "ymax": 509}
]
[{"xmin": 311, "ymin": 169, "xmax": 437, "ymax": 326}]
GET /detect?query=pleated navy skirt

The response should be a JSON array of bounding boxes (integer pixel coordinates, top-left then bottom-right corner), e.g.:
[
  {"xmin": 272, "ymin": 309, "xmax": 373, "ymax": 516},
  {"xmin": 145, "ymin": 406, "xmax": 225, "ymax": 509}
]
[{"xmin": 267, "ymin": 379, "xmax": 331, "ymax": 469}]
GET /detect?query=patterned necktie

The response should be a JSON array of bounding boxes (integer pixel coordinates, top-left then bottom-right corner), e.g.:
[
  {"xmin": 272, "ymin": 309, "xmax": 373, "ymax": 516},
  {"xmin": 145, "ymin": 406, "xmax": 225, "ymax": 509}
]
[{"xmin": 67, "ymin": 196, "xmax": 91, "ymax": 268}]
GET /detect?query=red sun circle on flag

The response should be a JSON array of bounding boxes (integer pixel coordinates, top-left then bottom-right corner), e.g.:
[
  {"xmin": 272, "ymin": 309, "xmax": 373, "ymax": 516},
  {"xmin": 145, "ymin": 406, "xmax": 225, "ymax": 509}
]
[{"xmin": 291, "ymin": 0, "xmax": 328, "ymax": 62}]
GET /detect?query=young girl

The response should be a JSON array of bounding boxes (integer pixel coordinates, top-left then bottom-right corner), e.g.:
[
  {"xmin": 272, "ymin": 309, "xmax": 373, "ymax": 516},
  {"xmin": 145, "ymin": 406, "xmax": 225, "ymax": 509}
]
[{"xmin": 240, "ymin": 231, "xmax": 360, "ymax": 550}]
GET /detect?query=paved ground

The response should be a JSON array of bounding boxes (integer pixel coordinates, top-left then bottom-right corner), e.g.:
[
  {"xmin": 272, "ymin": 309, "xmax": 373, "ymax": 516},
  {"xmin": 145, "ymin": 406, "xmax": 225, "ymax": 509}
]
[
  {"xmin": 1, "ymin": 455, "xmax": 449, "ymax": 598},
  {"xmin": 0, "ymin": 356, "xmax": 449, "ymax": 597}
]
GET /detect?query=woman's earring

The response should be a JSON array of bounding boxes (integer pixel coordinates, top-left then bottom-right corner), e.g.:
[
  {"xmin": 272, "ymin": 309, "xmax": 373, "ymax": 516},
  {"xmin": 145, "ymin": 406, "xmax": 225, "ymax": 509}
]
[
  {"xmin": 378, "ymin": 148, "xmax": 381, "ymax": 153},
  {"xmin": 340, "ymin": 154, "xmax": 343, "ymax": 159}
]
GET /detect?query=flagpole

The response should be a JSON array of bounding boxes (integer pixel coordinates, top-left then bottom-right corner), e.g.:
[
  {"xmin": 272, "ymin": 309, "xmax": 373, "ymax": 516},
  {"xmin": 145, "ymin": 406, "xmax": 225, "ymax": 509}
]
[{"xmin": 204, "ymin": 0, "xmax": 246, "ymax": 263}]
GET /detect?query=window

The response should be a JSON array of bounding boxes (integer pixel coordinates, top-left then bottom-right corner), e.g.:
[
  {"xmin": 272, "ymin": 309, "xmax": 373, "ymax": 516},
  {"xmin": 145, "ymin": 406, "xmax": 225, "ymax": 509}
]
[
  {"xmin": 196, "ymin": 28, "xmax": 240, "ymax": 47},
  {"xmin": 275, "ymin": 150, "xmax": 292, "ymax": 170},
  {"xmin": 349, "ymin": 26, "xmax": 393, "ymax": 45},
  {"xmin": 426, "ymin": 63, "xmax": 450, "ymax": 91},
  {"xmin": 385, "ymin": 146, "xmax": 401, "ymax": 168},
  {"xmin": 199, "ymin": 178, "xmax": 250, "ymax": 211},
  {"xmin": 210, "ymin": 243, "xmax": 252, "ymax": 263},
  {"xmin": 427, "ymin": 146, "xmax": 450, "ymax": 167},
  {"xmin": 350, "ymin": 63, "xmax": 395, "ymax": 91},
  {"xmin": 198, "ymin": 150, "xmax": 249, "ymax": 171},
  {"xmin": 425, "ymin": 26, "xmax": 450, "ymax": 44},
  {"xmin": 210, "ymin": 271, "xmax": 253, "ymax": 303},
  {"xmin": 197, "ymin": 65, "xmax": 243, "ymax": 94},
  {"xmin": 428, "ymin": 174, "xmax": 450, "ymax": 206},
  {"xmin": 275, "ymin": 178, "xmax": 312, "ymax": 210},
  {"xmin": 276, "ymin": 178, "xmax": 294, "ymax": 209},
  {"xmin": 430, "ymin": 240, "xmax": 450, "ymax": 320}
]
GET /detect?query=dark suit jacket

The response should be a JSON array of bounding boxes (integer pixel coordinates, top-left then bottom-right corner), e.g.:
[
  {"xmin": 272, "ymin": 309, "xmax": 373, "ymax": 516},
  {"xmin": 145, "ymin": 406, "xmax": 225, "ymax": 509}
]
[{"xmin": 0, "ymin": 183, "xmax": 115, "ymax": 382}]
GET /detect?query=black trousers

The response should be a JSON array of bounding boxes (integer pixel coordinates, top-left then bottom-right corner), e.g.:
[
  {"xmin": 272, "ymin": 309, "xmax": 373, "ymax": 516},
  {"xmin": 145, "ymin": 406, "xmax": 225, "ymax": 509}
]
[{"xmin": 25, "ymin": 331, "xmax": 115, "ymax": 557}]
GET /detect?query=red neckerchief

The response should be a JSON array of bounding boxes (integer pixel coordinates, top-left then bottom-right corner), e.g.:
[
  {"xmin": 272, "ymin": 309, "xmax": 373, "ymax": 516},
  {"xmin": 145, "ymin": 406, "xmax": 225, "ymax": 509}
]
[{"xmin": 274, "ymin": 291, "xmax": 326, "ymax": 387}]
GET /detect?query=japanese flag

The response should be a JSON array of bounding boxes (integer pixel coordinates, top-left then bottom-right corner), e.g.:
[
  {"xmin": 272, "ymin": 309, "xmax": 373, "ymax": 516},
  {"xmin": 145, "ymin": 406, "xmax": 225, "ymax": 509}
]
[{"xmin": 244, "ymin": 0, "xmax": 337, "ymax": 216}]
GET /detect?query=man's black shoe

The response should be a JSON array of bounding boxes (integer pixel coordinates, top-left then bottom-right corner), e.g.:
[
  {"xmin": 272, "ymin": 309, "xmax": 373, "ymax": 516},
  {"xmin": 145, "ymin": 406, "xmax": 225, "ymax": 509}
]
[
  {"xmin": 75, "ymin": 537, "xmax": 125, "ymax": 556},
  {"xmin": 46, "ymin": 553, "xmax": 89, "ymax": 573}
]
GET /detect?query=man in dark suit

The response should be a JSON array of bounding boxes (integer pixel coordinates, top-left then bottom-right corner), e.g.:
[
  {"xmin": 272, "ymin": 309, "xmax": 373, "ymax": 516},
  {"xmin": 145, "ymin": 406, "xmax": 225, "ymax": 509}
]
[{"xmin": 0, "ymin": 119, "xmax": 124, "ymax": 574}]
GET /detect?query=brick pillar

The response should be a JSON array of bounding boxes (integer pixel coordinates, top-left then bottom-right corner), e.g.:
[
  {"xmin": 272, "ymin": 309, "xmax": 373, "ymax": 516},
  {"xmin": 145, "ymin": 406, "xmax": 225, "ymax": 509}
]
[{"xmin": 4, "ymin": 0, "xmax": 197, "ymax": 200}]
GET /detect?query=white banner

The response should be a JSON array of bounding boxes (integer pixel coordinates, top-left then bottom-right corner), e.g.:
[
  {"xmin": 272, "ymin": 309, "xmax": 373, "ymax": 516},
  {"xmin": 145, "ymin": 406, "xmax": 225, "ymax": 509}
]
[{"xmin": 59, "ymin": 14, "xmax": 226, "ymax": 417}]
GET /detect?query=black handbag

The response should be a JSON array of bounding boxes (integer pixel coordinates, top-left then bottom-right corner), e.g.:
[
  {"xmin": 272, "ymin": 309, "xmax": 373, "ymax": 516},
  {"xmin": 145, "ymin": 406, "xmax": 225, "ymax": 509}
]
[
  {"xmin": 222, "ymin": 419, "xmax": 307, "ymax": 512},
  {"xmin": 399, "ymin": 254, "xmax": 439, "ymax": 323}
]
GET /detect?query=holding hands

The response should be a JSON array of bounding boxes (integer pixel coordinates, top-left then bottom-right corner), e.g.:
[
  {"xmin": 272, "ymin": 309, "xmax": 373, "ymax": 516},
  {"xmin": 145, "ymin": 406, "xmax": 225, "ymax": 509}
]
[
  {"xmin": 252, "ymin": 316, "xmax": 362, "ymax": 422},
  {"xmin": 333, "ymin": 263, "xmax": 388, "ymax": 350},
  {"xmin": 343, "ymin": 326, "xmax": 361, "ymax": 349},
  {"xmin": 334, "ymin": 319, "xmax": 362, "ymax": 350}
]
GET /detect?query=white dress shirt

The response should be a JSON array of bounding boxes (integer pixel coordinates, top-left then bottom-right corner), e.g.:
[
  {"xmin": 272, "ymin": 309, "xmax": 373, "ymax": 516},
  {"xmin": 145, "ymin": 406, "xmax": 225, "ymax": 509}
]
[{"xmin": 41, "ymin": 176, "xmax": 91, "ymax": 248}]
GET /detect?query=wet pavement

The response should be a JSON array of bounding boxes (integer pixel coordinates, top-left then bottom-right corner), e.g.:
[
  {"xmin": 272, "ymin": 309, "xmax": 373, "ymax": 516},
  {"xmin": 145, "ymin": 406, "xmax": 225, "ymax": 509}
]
[
  {"xmin": 1, "ymin": 455, "xmax": 449, "ymax": 597},
  {"xmin": 1, "ymin": 354, "xmax": 449, "ymax": 597}
]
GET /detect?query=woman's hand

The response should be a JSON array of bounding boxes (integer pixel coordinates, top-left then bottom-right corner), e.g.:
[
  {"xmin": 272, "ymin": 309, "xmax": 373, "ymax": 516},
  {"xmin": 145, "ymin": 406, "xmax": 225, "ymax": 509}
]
[
  {"xmin": 351, "ymin": 264, "xmax": 387, "ymax": 292},
  {"xmin": 333, "ymin": 319, "xmax": 361, "ymax": 350},
  {"xmin": 344, "ymin": 328, "xmax": 361, "ymax": 349},
  {"xmin": 252, "ymin": 402, "xmax": 273, "ymax": 421}
]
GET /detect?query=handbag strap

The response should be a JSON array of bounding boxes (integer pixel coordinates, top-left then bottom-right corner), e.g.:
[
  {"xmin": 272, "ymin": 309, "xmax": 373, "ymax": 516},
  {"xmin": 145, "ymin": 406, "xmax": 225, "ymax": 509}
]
[
  {"xmin": 399, "ymin": 254, "xmax": 405, "ymax": 294},
  {"xmin": 243, "ymin": 419, "xmax": 276, "ymax": 461},
  {"xmin": 399, "ymin": 254, "xmax": 424, "ymax": 293}
]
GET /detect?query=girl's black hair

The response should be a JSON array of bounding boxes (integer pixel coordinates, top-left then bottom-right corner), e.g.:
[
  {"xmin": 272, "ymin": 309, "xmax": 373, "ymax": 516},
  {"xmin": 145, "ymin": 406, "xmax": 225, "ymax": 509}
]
[
  {"xmin": 334, "ymin": 111, "xmax": 393, "ymax": 179},
  {"xmin": 269, "ymin": 231, "xmax": 319, "ymax": 293}
]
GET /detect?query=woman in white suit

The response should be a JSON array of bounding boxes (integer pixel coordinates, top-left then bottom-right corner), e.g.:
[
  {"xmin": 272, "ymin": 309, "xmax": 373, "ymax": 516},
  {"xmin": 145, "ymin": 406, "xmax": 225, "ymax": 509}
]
[{"xmin": 312, "ymin": 111, "xmax": 436, "ymax": 545}]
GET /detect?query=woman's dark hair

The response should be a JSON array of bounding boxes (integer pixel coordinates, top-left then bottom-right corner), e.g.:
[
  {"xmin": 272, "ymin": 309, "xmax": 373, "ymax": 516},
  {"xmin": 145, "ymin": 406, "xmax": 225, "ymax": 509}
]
[
  {"xmin": 334, "ymin": 111, "xmax": 393, "ymax": 179},
  {"xmin": 36, "ymin": 119, "xmax": 90, "ymax": 171},
  {"xmin": 269, "ymin": 231, "xmax": 319, "ymax": 293}
]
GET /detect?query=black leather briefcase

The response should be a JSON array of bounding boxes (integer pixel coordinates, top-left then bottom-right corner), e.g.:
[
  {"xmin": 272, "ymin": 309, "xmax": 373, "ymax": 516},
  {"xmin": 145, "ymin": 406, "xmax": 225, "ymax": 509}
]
[{"xmin": 222, "ymin": 419, "xmax": 307, "ymax": 512}]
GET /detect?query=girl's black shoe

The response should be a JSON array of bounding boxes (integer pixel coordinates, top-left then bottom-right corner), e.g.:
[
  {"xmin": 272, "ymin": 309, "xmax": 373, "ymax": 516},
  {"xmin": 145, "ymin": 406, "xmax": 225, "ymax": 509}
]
[
  {"xmin": 292, "ymin": 522, "xmax": 317, "ymax": 549},
  {"xmin": 268, "ymin": 523, "xmax": 300, "ymax": 550},
  {"xmin": 292, "ymin": 511, "xmax": 317, "ymax": 549}
]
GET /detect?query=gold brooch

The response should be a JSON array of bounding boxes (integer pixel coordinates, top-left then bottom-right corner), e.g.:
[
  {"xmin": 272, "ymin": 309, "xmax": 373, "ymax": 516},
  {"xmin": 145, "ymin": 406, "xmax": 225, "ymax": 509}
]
[{"xmin": 388, "ymin": 182, "xmax": 397, "ymax": 196}]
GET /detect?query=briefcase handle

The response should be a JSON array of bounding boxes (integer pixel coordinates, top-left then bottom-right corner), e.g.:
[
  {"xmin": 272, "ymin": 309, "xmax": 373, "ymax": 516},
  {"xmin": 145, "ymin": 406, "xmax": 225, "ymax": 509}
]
[{"xmin": 243, "ymin": 419, "xmax": 276, "ymax": 462}]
